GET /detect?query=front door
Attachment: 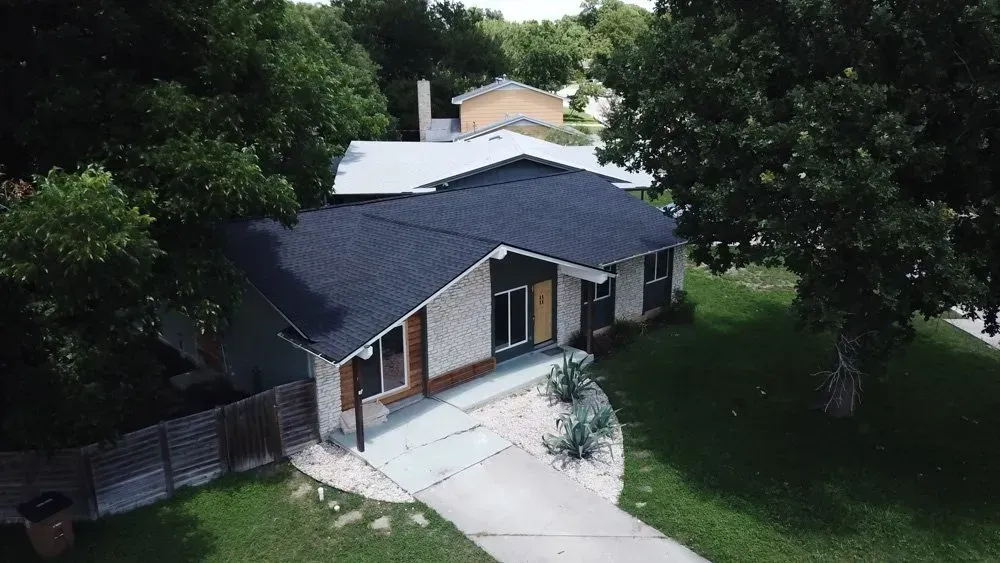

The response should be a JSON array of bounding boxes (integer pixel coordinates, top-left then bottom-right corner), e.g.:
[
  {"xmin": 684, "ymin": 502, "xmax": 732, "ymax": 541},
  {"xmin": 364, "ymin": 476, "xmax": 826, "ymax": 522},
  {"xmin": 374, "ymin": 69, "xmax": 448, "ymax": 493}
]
[{"xmin": 533, "ymin": 280, "xmax": 553, "ymax": 344}]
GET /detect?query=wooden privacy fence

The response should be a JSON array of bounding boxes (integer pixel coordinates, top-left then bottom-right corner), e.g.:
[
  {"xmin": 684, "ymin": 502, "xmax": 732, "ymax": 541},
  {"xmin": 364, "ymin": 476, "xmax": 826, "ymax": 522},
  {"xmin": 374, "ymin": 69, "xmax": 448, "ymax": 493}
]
[{"xmin": 0, "ymin": 379, "xmax": 319, "ymax": 523}]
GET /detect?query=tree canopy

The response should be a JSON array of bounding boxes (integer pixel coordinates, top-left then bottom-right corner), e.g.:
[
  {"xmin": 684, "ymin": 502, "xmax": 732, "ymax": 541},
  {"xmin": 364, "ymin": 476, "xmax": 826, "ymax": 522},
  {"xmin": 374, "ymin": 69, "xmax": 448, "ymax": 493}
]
[
  {"xmin": 602, "ymin": 1, "xmax": 1000, "ymax": 415},
  {"xmin": 0, "ymin": 0, "xmax": 389, "ymax": 448}
]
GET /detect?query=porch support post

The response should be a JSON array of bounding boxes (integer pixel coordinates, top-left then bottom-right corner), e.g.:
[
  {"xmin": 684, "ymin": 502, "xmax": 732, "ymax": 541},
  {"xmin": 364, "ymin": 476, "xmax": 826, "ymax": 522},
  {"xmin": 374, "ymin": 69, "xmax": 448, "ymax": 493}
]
[
  {"xmin": 585, "ymin": 282, "xmax": 593, "ymax": 354},
  {"xmin": 351, "ymin": 358, "xmax": 365, "ymax": 452}
]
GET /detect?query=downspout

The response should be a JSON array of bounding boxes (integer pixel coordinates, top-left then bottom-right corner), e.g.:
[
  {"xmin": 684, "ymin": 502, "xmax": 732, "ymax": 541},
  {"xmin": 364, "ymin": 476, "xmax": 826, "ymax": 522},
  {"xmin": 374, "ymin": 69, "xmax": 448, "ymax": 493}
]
[
  {"xmin": 585, "ymin": 282, "xmax": 594, "ymax": 354},
  {"xmin": 352, "ymin": 358, "xmax": 365, "ymax": 452}
]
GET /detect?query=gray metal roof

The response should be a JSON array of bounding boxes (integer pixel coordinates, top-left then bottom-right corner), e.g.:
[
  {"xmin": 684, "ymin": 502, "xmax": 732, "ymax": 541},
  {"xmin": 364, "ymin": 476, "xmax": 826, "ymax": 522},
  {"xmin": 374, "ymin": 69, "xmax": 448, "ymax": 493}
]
[
  {"xmin": 225, "ymin": 171, "xmax": 681, "ymax": 363},
  {"xmin": 452, "ymin": 78, "xmax": 565, "ymax": 104},
  {"xmin": 424, "ymin": 118, "xmax": 461, "ymax": 142},
  {"xmin": 333, "ymin": 130, "xmax": 654, "ymax": 195}
]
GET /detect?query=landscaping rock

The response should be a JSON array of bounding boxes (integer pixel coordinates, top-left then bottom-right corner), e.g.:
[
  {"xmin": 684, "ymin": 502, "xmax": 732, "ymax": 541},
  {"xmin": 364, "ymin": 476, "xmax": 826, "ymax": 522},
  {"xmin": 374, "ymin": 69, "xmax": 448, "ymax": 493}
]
[
  {"xmin": 291, "ymin": 442, "xmax": 413, "ymax": 503},
  {"xmin": 471, "ymin": 385, "xmax": 624, "ymax": 503}
]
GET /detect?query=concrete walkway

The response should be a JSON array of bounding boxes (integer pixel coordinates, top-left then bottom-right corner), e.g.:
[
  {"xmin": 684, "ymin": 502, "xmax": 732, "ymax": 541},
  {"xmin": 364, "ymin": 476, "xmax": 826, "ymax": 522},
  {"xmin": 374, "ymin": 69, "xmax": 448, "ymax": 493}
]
[
  {"xmin": 333, "ymin": 397, "xmax": 705, "ymax": 562},
  {"xmin": 946, "ymin": 312, "xmax": 1000, "ymax": 349}
]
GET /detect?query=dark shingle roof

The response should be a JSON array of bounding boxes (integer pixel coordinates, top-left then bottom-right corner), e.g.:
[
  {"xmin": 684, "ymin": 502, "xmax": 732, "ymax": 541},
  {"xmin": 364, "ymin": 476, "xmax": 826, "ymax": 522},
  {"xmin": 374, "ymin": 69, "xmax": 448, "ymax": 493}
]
[{"xmin": 224, "ymin": 171, "xmax": 680, "ymax": 362}]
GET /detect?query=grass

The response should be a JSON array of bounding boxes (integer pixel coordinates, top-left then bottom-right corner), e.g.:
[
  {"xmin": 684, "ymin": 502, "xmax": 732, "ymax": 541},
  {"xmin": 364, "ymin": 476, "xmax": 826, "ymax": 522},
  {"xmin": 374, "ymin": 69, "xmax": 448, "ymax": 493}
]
[
  {"xmin": 598, "ymin": 267, "xmax": 1000, "ymax": 562},
  {"xmin": 0, "ymin": 465, "xmax": 492, "ymax": 563},
  {"xmin": 630, "ymin": 189, "xmax": 673, "ymax": 207},
  {"xmin": 563, "ymin": 108, "xmax": 600, "ymax": 124}
]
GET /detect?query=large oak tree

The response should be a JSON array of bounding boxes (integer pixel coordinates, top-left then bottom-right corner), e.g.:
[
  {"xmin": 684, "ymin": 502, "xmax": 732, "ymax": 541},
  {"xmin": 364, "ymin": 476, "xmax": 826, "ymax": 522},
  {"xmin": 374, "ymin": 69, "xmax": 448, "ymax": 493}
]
[{"xmin": 601, "ymin": 0, "xmax": 1000, "ymax": 415}]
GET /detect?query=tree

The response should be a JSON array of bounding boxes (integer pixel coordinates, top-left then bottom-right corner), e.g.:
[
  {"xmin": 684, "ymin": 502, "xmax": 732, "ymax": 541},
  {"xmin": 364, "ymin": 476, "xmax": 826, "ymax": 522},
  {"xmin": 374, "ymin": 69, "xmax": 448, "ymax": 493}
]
[
  {"xmin": 480, "ymin": 17, "xmax": 589, "ymax": 91},
  {"xmin": 0, "ymin": 168, "xmax": 165, "ymax": 449},
  {"xmin": 338, "ymin": 0, "xmax": 507, "ymax": 135},
  {"xmin": 0, "ymin": 0, "xmax": 389, "ymax": 447},
  {"xmin": 579, "ymin": 0, "xmax": 652, "ymax": 81},
  {"xmin": 569, "ymin": 81, "xmax": 608, "ymax": 113},
  {"xmin": 601, "ymin": 1, "xmax": 1000, "ymax": 416}
]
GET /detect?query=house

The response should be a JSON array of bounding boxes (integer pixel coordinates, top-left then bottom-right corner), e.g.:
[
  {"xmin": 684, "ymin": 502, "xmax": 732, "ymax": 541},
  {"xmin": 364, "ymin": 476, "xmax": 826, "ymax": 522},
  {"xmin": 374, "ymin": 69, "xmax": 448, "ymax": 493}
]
[
  {"xmin": 332, "ymin": 129, "xmax": 653, "ymax": 202},
  {"xmin": 221, "ymin": 171, "xmax": 685, "ymax": 447},
  {"xmin": 419, "ymin": 78, "xmax": 582, "ymax": 142}
]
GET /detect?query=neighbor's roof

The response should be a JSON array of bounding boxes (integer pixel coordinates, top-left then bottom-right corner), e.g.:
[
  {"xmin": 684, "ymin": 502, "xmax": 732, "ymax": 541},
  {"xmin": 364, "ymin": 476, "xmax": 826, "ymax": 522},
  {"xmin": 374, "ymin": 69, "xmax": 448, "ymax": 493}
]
[
  {"xmin": 452, "ymin": 78, "xmax": 565, "ymax": 105},
  {"xmin": 424, "ymin": 118, "xmax": 461, "ymax": 142},
  {"xmin": 225, "ymin": 171, "xmax": 681, "ymax": 363},
  {"xmin": 333, "ymin": 129, "xmax": 654, "ymax": 195},
  {"xmin": 453, "ymin": 114, "xmax": 587, "ymax": 141}
]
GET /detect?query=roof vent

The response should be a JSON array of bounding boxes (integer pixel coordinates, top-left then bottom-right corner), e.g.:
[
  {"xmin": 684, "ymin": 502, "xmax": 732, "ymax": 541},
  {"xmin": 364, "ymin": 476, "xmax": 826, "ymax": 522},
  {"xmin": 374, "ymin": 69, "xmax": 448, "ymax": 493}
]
[
  {"xmin": 495, "ymin": 75, "xmax": 507, "ymax": 83},
  {"xmin": 488, "ymin": 135, "xmax": 503, "ymax": 141}
]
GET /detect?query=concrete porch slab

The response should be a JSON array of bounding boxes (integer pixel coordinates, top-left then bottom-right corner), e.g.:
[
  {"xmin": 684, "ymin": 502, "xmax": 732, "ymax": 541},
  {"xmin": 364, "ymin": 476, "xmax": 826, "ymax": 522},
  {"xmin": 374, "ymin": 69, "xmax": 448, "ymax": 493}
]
[
  {"xmin": 435, "ymin": 345, "xmax": 591, "ymax": 411},
  {"xmin": 330, "ymin": 399, "xmax": 478, "ymax": 468},
  {"xmin": 380, "ymin": 427, "xmax": 510, "ymax": 493}
]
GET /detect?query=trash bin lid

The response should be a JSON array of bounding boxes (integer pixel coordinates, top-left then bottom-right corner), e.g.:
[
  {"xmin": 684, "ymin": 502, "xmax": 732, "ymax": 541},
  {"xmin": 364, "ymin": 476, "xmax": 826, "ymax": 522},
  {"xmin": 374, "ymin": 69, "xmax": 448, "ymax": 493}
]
[{"xmin": 17, "ymin": 492, "xmax": 73, "ymax": 523}]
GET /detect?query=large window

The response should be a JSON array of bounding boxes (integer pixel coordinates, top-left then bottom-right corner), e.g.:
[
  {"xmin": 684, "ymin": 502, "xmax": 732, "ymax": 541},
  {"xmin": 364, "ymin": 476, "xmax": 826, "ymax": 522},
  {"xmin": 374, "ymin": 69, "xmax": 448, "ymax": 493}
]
[
  {"xmin": 644, "ymin": 249, "xmax": 671, "ymax": 284},
  {"xmin": 357, "ymin": 325, "xmax": 407, "ymax": 400},
  {"xmin": 494, "ymin": 286, "xmax": 528, "ymax": 351}
]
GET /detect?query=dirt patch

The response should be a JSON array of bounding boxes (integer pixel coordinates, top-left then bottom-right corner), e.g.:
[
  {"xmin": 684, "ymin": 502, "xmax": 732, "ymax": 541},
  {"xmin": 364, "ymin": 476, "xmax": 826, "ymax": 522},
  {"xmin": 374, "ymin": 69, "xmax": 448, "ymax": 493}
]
[
  {"xmin": 409, "ymin": 512, "xmax": 429, "ymax": 527},
  {"xmin": 289, "ymin": 483, "xmax": 312, "ymax": 500}
]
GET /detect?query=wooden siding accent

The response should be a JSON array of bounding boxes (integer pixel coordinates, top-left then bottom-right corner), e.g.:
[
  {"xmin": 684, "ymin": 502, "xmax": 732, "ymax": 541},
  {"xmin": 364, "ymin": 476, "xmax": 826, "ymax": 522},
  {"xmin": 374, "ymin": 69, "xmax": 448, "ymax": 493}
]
[
  {"xmin": 427, "ymin": 357, "xmax": 497, "ymax": 395},
  {"xmin": 341, "ymin": 312, "xmax": 426, "ymax": 407},
  {"xmin": 460, "ymin": 89, "xmax": 563, "ymax": 132}
]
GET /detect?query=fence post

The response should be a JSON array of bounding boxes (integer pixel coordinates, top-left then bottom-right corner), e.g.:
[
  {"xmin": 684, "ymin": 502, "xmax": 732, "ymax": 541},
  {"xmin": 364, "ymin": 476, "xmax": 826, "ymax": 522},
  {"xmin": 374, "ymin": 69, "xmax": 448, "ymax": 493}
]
[
  {"xmin": 79, "ymin": 447, "xmax": 99, "ymax": 519},
  {"xmin": 157, "ymin": 422, "xmax": 175, "ymax": 497},
  {"xmin": 215, "ymin": 406, "xmax": 231, "ymax": 474}
]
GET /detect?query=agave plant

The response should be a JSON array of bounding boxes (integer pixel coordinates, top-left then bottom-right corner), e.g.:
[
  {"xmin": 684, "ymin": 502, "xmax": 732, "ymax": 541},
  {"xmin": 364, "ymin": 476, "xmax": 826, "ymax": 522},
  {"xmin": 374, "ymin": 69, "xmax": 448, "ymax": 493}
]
[
  {"xmin": 543, "ymin": 405, "xmax": 611, "ymax": 460},
  {"xmin": 588, "ymin": 404, "xmax": 620, "ymax": 438},
  {"xmin": 545, "ymin": 352, "xmax": 596, "ymax": 403}
]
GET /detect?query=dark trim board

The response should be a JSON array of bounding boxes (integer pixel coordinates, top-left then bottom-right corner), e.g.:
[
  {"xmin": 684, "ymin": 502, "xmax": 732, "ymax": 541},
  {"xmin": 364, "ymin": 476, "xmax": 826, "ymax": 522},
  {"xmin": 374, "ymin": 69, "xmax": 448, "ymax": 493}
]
[
  {"xmin": 581, "ymin": 264, "xmax": 617, "ymax": 330},
  {"xmin": 642, "ymin": 248, "xmax": 675, "ymax": 313},
  {"xmin": 490, "ymin": 254, "xmax": 557, "ymax": 362}
]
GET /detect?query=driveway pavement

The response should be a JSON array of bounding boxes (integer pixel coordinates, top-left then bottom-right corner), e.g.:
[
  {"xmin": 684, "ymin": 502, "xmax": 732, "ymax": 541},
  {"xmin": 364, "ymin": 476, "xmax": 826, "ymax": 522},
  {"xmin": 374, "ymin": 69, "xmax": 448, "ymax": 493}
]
[
  {"xmin": 417, "ymin": 447, "xmax": 705, "ymax": 562},
  {"xmin": 946, "ymin": 311, "xmax": 1000, "ymax": 349},
  {"xmin": 334, "ymin": 398, "xmax": 706, "ymax": 562}
]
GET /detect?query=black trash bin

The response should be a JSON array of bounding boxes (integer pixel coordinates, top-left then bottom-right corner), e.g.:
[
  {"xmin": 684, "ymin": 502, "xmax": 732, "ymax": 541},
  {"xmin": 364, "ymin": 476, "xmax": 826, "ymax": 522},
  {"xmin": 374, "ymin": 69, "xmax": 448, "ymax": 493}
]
[{"xmin": 17, "ymin": 492, "xmax": 75, "ymax": 559}]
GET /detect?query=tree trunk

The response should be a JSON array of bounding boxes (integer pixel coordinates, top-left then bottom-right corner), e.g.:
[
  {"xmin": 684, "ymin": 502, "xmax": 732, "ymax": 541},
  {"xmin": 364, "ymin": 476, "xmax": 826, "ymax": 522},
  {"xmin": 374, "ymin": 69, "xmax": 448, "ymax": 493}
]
[
  {"xmin": 823, "ymin": 373, "xmax": 858, "ymax": 418},
  {"xmin": 815, "ymin": 330, "xmax": 867, "ymax": 418}
]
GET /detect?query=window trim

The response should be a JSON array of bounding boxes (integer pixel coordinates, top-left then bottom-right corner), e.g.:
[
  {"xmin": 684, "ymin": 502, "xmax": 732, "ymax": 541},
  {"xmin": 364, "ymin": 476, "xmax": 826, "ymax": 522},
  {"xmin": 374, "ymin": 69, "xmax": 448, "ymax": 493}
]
[
  {"xmin": 494, "ymin": 285, "xmax": 529, "ymax": 353},
  {"xmin": 583, "ymin": 279, "xmax": 611, "ymax": 304},
  {"xmin": 362, "ymin": 324, "xmax": 409, "ymax": 403},
  {"xmin": 645, "ymin": 250, "xmax": 671, "ymax": 284}
]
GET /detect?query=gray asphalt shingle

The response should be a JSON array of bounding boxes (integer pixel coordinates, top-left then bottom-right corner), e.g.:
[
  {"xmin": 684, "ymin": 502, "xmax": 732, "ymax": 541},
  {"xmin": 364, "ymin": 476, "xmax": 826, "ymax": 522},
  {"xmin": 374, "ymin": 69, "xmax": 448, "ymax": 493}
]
[{"xmin": 224, "ymin": 170, "xmax": 680, "ymax": 362}]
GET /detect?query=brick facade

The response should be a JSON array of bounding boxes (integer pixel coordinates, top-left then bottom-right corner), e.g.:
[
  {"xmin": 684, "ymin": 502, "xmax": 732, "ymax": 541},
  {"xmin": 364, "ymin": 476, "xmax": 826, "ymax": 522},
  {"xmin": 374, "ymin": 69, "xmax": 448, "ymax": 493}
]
[
  {"xmin": 556, "ymin": 273, "xmax": 581, "ymax": 345},
  {"xmin": 614, "ymin": 255, "xmax": 645, "ymax": 321},
  {"xmin": 426, "ymin": 262, "xmax": 493, "ymax": 378},
  {"xmin": 313, "ymin": 356, "xmax": 342, "ymax": 438}
]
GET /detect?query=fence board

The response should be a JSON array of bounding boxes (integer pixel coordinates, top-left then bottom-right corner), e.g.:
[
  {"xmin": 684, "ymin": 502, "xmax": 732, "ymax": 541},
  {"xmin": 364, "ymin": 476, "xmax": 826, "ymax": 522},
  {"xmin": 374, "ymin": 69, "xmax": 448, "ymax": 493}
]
[
  {"xmin": 87, "ymin": 426, "xmax": 168, "ymax": 516},
  {"xmin": 225, "ymin": 390, "xmax": 281, "ymax": 472},
  {"xmin": 165, "ymin": 410, "xmax": 223, "ymax": 489},
  {"xmin": 275, "ymin": 380, "xmax": 320, "ymax": 456},
  {"xmin": 1, "ymin": 379, "xmax": 320, "ymax": 521}
]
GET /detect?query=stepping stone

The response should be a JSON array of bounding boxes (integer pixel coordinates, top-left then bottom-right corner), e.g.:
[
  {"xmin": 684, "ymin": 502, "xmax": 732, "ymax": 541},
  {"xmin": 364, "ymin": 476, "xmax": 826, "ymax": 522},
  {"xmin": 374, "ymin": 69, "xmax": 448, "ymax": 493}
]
[
  {"xmin": 410, "ymin": 512, "xmax": 429, "ymax": 527},
  {"xmin": 334, "ymin": 510, "xmax": 363, "ymax": 528},
  {"xmin": 370, "ymin": 515, "xmax": 391, "ymax": 534}
]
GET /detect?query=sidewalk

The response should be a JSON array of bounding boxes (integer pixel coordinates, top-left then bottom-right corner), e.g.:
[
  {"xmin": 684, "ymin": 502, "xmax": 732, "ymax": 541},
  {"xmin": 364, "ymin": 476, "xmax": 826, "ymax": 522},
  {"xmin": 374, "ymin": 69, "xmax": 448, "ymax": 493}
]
[{"xmin": 332, "ymin": 398, "xmax": 706, "ymax": 562}]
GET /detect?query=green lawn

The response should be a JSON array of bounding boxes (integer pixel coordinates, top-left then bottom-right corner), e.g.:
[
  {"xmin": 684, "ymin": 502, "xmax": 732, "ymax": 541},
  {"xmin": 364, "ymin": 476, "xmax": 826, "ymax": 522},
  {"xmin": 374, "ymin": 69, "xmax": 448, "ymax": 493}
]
[
  {"xmin": 1, "ymin": 465, "xmax": 492, "ymax": 563},
  {"xmin": 631, "ymin": 189, "xmax": 673, "ymax": 207},
  {"xmin": 598, "ymin": 267, "xmax": 1000, "ymax": 562},
  {"xmin": 563, "ymin": 107, "xmax": 601, "ymax": 124}
]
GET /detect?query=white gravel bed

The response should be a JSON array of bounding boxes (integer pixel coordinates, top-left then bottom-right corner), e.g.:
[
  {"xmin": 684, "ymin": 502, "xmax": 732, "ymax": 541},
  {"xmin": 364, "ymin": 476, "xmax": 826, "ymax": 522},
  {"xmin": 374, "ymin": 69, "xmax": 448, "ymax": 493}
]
[
  {"xmin": 290, "ymin": 442, "xmax": 413, "ymax": 503},
  {"xmin": 471, "ymin": 384, "xmax": 624, "ymax": 503}
]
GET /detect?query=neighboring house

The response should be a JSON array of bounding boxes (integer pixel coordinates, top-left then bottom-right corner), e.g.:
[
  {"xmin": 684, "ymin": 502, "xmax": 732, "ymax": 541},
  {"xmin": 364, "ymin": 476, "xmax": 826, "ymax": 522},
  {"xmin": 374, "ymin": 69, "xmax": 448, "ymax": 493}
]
[
  {"xmin": 332, "ymin": 129, "xmax": 654, "ymax": 201},
  {"xmin": 418, "ymin": 78, "xmax": 582, "ymax": 142},
  {"xmin": 221, "ymin": 171, "xmax": 685, "ymax": 442}
]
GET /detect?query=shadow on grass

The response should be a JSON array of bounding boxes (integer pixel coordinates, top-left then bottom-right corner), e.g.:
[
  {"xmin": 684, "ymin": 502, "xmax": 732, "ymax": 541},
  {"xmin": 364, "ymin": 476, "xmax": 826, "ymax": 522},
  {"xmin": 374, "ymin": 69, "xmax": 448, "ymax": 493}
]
[
  {"xmin": 597, "ymin": 273, "xmax": 1000, "ymax": 555},
  {"xmin": 0, "ymin": 468, "xmax": 290, "ymax": 563}
]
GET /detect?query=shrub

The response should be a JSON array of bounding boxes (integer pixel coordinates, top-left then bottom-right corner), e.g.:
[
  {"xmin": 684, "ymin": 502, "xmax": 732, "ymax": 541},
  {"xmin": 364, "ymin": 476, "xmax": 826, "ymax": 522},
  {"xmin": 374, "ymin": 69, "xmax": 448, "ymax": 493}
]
[
  {"xmin": 545, "ymin": 352, "xmax": 596, "ymax": 403},
  {"xmin": 608, "ymin": 319, "xmax": 645, "ymax": 349},
  {"xmin": 543, "ymin": 405, "xmax": 612, "ymax": 460},
  {"xmin": 660, "ymin": 289, "xmax": 696, "ymax": 324}
]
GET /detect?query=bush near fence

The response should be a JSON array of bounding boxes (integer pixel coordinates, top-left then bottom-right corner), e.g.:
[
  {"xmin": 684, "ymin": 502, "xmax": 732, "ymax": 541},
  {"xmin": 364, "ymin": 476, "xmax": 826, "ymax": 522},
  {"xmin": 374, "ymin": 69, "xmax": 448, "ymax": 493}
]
[{"xmin": 0, "ymin": 379, "xmax": 319, "ymax": 523}]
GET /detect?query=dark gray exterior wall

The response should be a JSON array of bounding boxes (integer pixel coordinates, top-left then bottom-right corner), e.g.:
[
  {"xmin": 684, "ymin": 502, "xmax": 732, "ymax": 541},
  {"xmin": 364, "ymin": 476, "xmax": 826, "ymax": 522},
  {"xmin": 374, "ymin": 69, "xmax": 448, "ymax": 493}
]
[
  {"xmin": 437, "ymin": 160, "xmax": 567, "ymax": 190},
  {"xmin": 489, "ymin": 254, "xmax": 557, "ymax": 362}
]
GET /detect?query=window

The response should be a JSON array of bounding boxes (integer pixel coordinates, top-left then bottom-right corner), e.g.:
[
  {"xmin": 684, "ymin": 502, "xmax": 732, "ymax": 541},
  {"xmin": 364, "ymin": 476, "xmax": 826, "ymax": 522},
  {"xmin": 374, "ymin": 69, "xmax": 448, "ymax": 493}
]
[
  {"xmin": 644, "ymin": 250, "xmax": 671, "ymax": 284},
  {"xmin": 494, "ymin": 286, "xmax": 528, "ymax": 351},
  {"xmin": 582, "ymin": 265, "xmax": 615, "ymax": 304},
  {"xmin": 357, "ymin": 325, "xmax": 407, "ymax": 400}
]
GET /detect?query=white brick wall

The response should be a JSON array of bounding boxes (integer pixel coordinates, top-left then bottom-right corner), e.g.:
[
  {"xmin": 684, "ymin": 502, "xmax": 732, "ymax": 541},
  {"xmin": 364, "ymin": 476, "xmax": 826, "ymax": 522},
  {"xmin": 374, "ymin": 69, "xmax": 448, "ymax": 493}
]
[
  {"xmin": 426, "ymin": 262, "xmax": 493, "ymax": 378},
  {"xmin": 556, "ymin": 273, "xmax": 581, "ymax": 345},
  {"xmin": 614, "ymin": 256, "xmax": 645, "ymax": 321},
  {"xmin": 671, "ymin": 245, "xmax": 686, "ymax": 298},
  {"xmin": 313, "ymin": 357, "xmax": 342, "ymax": 438}
]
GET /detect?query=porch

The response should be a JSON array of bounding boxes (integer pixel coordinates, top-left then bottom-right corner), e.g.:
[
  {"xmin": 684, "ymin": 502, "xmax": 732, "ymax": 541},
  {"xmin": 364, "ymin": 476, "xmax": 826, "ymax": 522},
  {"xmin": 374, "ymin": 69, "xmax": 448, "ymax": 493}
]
[{"xmin": 434, "ymin": 344, "xmax": 590, "ymax": 411}]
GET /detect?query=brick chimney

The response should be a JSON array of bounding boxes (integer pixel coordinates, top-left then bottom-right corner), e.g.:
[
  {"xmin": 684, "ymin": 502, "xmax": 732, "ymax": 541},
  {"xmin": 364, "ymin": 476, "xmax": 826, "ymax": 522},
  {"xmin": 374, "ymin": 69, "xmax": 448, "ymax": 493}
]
[{"xmin": 417, "ymin": 79, "xmax": 432, "ymax": 142}]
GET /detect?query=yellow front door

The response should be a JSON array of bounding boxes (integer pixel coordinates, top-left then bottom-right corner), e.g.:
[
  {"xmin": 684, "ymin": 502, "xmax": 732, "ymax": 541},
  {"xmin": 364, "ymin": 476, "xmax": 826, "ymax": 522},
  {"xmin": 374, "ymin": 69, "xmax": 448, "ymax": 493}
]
[{"xmin": 533, "ymin": 280, "xmax": 553, "ymax": 344}]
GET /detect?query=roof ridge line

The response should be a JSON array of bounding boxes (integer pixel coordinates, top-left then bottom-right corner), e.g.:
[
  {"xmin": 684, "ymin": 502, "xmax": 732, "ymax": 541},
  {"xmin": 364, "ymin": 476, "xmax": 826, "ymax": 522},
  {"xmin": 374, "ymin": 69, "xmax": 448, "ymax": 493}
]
[{"xmin": 361, "ymin": 212, "xmax": 502, "ymax": 246}]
